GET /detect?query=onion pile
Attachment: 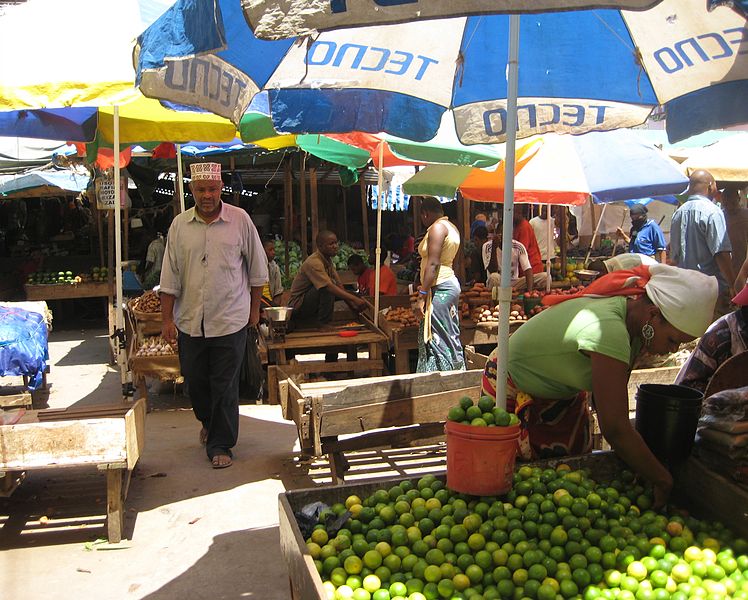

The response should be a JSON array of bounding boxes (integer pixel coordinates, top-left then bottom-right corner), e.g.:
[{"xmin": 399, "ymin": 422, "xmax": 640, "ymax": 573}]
[{"xmin": 135, "ymin": 335, "xmax": 177, "ymax": 357}]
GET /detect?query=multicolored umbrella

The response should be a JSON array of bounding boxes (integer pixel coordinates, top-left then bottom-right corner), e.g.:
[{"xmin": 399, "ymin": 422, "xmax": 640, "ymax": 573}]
[
  {"xmin": 403, "ymin": 129, "xmax": 688, "ymax": 205},
  {"xmin": 136, "ymin": 0, "xmax": 748, "ymax": 144}
]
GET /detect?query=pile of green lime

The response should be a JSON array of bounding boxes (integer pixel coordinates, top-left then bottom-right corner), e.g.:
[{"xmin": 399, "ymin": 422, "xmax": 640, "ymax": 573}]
[
  {"xmin": 447, "ymin": 395, "xmax": 520, "ymax": 428},
  {"xmin": 305, "ymin": 467, "xmax": 748, "ymax": 600}
]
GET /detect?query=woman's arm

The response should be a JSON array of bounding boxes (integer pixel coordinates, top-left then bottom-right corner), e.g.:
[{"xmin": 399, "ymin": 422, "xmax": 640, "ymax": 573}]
[
  {"xmin": 590, "ymin": 352, "xmax": 673, "ymax": 507},
  {"xmin": 419, "ymin": 222, "xmax": 447, "ymax": 292}
]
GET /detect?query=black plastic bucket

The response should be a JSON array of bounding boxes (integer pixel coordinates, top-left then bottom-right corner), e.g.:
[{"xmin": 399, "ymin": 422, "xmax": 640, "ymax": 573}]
[{"xmin": 635, "ymin": 383, "xmax": 704, "ymax": 466}]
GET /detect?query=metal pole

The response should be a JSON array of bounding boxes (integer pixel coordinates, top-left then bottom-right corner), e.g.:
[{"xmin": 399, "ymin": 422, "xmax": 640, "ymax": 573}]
[
  {"xmin": 494, "ymin": 14, "xmax": 521, "ymax": 409},
  {"xmin": 113, "ymin": 106, "xmax": 127, "ymax": 397},
  {"xmin": 584, "ymin": 202, "xmax": 607, "ymax": 266},
  {"xmin": 374, "ymin": 142, "xmax": 384, "ymax": 327},
  {"xmin": 546, "ymin": 204, "xmax": 552, "ymax": 292}
]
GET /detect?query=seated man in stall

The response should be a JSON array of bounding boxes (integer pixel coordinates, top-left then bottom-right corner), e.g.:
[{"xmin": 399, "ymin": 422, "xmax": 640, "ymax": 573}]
[
  {"xmin": 347, "ymin": 252, "xmax": 397, "ymax": 297},
  {"xmin": 288, "ymin": 230, "xmax": 368, "ymax": 329},
  {"xmin": 482, "ymin": 225, "xmax": 547, "ymax": 292}
]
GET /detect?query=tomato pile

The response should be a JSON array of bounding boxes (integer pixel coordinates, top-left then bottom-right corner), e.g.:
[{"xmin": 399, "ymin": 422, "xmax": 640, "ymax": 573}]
[{"xmin": 305, "ymin": 466, "xmax": 748, "ymax": 600}]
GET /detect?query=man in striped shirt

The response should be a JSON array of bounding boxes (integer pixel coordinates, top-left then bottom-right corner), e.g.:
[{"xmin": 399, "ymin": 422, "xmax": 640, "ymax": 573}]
[{"xmin": 482, "ymin": 226, "xmax": 548, "ymax": 291}]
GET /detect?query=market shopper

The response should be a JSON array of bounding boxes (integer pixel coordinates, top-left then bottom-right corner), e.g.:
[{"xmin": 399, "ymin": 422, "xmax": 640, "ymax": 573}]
[
  {"xmin": 670, "ymin": 170, "xmax": 735, "ymax": 315},
  {"xmin": 160, "ymin": 162, "xmax": 267, "ymax": 469},
  {"xmin": 142, "ymin": 230, "xmax": 166, "ymax": 289},
  {"xmin": 288, "ymin": 230, "xmax": 368, "ymax": 326},
  {"xmin": 513, "ymin": 206, "xmax": 543, "ymax": 274},
  {"xmin": 261, "ymin": 239, "xmax": 283, "ymax": 307},
  {"xmin": 480, "ymin": 263, "xmax": 718, "ymax": 505},
  {"xmin": 529, "ymin": 206, "xmax": 557, "ymax": 263},
  {"xmin": 347, "ymin": 253, "xmax": 397, "ymax": 296},
  {"xmin": 415, "ymin": 196, "xmax": 465, "ymax": 372},
  {"xmin": 615, "ymin": 204, "xmax": 667, "ymax": 262},
  {"xmin": 676, "ymin": 285, "xmax": 748, "ymax": 393}
]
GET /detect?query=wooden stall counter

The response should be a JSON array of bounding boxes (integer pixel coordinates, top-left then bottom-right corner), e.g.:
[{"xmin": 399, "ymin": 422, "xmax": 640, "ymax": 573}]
[
  {"xmin": 0, "ymin": 399, "xmax": 145, "ymax": 543},
  {"xmin": 24, "ymin": 281, "xmax": 114, "ymax": 301},
  {"xmin": 265, "ymin": 316, "xmax": 388, "ymax": 405}
]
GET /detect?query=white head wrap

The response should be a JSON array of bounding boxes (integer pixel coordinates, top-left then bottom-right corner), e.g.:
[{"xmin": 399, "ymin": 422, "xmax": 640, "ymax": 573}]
[{"xmin": 644, "ymin": 263, "xmax": 718, "ymax": 338}]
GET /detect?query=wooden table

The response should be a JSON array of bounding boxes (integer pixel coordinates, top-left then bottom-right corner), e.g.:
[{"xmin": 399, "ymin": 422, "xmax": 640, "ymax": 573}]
[
  {"xmin": 0, "ymin": 399, "xmax": 145, "ymax": 543},
  {"xmin": 265, "ymin": 318, "xmax": 388, "ymax": 405}
]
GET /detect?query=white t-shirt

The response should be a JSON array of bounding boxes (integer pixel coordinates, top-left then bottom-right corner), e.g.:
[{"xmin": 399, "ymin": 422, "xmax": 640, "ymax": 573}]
[
  {"xmin": 482, "ymin": 239, "xmax": 531, "ymax": 283},
  {"xmin": 529, "ymin": 216, "xmax": 555, "ymax": 261}
]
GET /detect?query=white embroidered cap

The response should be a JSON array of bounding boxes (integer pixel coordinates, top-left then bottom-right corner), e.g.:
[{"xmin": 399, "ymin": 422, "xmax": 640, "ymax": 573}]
[{"xmin": 190, "ymin": 162, "xmax": 222, "ymax": 181}]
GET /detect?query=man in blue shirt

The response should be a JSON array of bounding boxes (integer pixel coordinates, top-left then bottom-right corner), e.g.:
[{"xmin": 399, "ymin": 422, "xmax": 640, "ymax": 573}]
[
  {"xmin": 616, "ymin": 203, "xmax": 667, "ymax": 262},
  {"xmin": 670, "ymin": 169, "xmax": 735, "ymax": 316}
]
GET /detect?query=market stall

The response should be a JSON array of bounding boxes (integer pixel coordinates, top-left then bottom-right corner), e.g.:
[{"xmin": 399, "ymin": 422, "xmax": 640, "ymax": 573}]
[
  {"xmin": 279, "ymin": 452, "xmax": 748, "ymax": 600},
  {"xmin": 125, "ymin": 291, "xmax": 180, "ymax": 402},
  {"xmin": 0, "ymin": 398, "xmax": 145, "ymax": 543},
  {"xmin": 265, "ymin": 312, "xmax": 388, "ymax": 406}
]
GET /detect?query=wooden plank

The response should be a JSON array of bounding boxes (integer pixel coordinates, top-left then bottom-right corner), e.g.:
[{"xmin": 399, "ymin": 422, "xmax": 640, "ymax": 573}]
[
  {"xmin": 627, "ymin": 366, "xmax": 680, "ymax": 410},
  {"xmin": 106, "ymin": 469, "xmax": 124, "ymax": 544},
  {"xmin": 320, "ymin": 370, "xmax": 482, "ymax": 409},
  {"xmin": 673, "ymin": 457, "xmax": 748, "ymax": 539},
  {"xmin": 300, "ymin": 160, "xmax": 308, "ymax": 259},
  {"xmin": 319, "ymin": 386, "xmax": 480, "ymax": 437},
  {"xmin": 124, "ymin": 398, "xmax": 146, "ymax": 470},
  {"xmin": 284, "ymin": 159, "xmax": 293, "ymax": 280},
  {"xmin": 310, "ymin": 167, "xmax": 319, "ymax": 249},
  {"xmin": 24, "ymin": 282, "xmax": 114, "ymax": 301},
  {"xmin": 465, "ymin": 345, "xmax": 489, "ymax": 370},
  {"xmin": 278, "ymin": 494, "xmax": 330, "ymax": 600},
  {"xmin": 322, "ymin": 422, "xmax": 446, "ymax": 454},
  {"xmin": 360, "ymin": 179, "xmax": 369, "ymax": 255},
  {"xmin": 272, "ymin": 359, "xmax": 384, "ymax": 376},
  {"xmin": 0, "ymin": 418, "xmax": 128, "ymax": 470},
  {"xmin": 266, "ymin": 331, "xmax": 387, "ymax": 351}
]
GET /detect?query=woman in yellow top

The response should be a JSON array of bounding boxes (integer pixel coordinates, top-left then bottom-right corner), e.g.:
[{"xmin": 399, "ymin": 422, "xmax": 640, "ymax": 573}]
[{"xmin": 415, "ymin": 196, "xmax": 465, "ymax": 372}]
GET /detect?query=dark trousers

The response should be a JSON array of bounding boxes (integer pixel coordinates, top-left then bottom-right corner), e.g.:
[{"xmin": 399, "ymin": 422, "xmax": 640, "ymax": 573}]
[
  {"xmin": 290, "ymin": 286, "xmax": 335, "ymax": 326},
  {"xmin": 178, "ymin": 327, "xmax": 247, "ymax": 459}
]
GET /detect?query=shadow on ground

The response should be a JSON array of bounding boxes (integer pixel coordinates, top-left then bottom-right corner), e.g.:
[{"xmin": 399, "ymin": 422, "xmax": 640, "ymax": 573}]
[{"xmin": 140, "ymin": 526, "xmax": 288, "ymax": 599}]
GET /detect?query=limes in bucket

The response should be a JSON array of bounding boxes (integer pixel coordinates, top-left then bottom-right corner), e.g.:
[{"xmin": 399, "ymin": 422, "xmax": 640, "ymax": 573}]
[{"xmin": 446, "ymin": 396, "xmax": 518, "ymax": 428}]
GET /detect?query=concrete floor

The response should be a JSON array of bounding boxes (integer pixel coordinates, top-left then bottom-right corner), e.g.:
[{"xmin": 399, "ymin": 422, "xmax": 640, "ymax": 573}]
[{"xmin": 0, "ymin": 325, "xmax": 447, "ymax": 599}]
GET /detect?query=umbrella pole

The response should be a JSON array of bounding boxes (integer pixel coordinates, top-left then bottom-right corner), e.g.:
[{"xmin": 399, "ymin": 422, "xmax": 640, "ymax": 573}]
[
  {"xmin": 112, "ymin": 106, "xmax": 128, "ymax": 398},
  {"xmin": 546, "ymin": 204, "xmax": 552, "ymax": 293},
  {"xmin": 583, "ymin": 202, "xmax": 607, "ymax": 266},
  {"xmin": 373, "ymin": 142, "xmax": 384, "ymax": 328},
  {"xmin": 495, "ymin": 14, "xmax": 521, "ymax": 410},
  {"xmin": 176, "ymin": 143, "xmax": 185, "ymax": 213}
]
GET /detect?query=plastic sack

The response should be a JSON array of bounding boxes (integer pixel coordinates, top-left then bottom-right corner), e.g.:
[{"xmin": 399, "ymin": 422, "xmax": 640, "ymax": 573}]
[
  {"xmin": 293, "ymin": 501, "xmax": 352, "ymax": 540},
  {"xmin": 239, "ymin": 325, "xmax": 264, "ymax": 401},
  {"xmin": 0, "ymin": 306, "xmax": 48, "ymax": 390},
  {"xmin": 703, "ymin": 386, "xmax": 748, "ymax": 420}
]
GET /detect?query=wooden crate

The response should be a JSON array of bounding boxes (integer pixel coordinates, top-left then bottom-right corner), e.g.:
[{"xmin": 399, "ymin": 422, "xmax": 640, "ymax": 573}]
[
  {"xmin": 0, "ymin": 399, "xmax": 146, "ymax": 542},
  {"xmin": 278, "ymin": 369, "xmax": 482, "ymax": 482},
  {"xmin": 378, "ymin": 311, "xmax": 420, "ymax": 375},
  {"xmin": 278, "ymin": 452, "xmax": 748, "ymax": 600}
]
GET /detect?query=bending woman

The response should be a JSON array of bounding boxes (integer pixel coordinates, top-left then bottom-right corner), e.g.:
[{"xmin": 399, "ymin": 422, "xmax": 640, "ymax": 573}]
[
  {"xmin": 415, "ymin": 196, "xmax": 465, "ymax": 372},
  {"xmin": 481, "ymin": 264, "xmax": 717, "ymax": 504}
]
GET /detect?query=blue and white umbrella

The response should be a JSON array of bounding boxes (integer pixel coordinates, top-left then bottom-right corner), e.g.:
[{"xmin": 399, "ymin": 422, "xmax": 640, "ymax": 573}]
[{"xmin": 137, "ymin": 0, "xmax": 748, "ymax": 145}]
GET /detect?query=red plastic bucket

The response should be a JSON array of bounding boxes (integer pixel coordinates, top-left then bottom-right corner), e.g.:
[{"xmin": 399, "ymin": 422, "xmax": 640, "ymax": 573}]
[{"xmin": 445, "ymin": 420, "xmax": 520, "ymax": 496}]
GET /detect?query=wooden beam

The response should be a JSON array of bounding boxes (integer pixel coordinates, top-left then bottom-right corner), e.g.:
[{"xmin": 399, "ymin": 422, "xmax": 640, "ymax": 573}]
[
  {"xmin": 310, "ymin": 166, "xmax": 319, "ymax": 247},
  {"xmin": 341, "ymin": 187, "xmax": 348, "ymax": 242},
  {"xmin": 359, "ymin": 178, "xmax": 370, "ymax": 255},
  {"xmin": 284, "ymin": 158, "xmax": 293, "ymax": 279},
  {"xmin": 560, "ymin": 207, "xmax": 568, "ymax": 276},
  {"xmin": 300, "ymin": 156, "xmax": 308, "ymax": 259},
  {"xmin": 123, "ymin": 204, "xmax": 129, "ymax": 262}
]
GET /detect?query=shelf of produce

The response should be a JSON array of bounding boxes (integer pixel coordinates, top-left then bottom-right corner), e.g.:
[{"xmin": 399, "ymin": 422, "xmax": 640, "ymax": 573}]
[
  {"xmin": 277, "ymin": 368, "xmax": 482, "ymax": 482},
  {"xmin": 24, "ymin": 281, "xmax": 113, "ymax": 301},
  {"xmin": 279, "ymin": 451, "xmax": 748, "ymax": 600},
  {"xmin": 0, "ymin": 399, "xmax": 145, "ymax": 543}
]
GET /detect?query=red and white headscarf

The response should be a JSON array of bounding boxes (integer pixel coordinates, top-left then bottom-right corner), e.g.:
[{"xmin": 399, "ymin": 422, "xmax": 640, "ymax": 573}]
[{"xmin": 543, "ymin": 264, "xmax": 718, "ymax": 338}]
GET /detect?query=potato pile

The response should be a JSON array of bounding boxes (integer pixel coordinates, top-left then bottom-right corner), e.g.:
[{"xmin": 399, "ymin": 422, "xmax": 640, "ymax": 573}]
[
  {"xmin": 473, "ymin": 302, "xmax": 529, "ymax": 324},
  {"xmin": 135, "ymin": 291, "xmax": 161, "ymax": 314},
  {"xmin": 461, "ymin": 282, "xmax": 492, "ymax": 305},
  {"xmin": 385, "ymin": 306, "xmax": 421, "ymax": 328},
  {"xmin": 135, "ymin": 335, "xmax": 177, "ymax": 357}
]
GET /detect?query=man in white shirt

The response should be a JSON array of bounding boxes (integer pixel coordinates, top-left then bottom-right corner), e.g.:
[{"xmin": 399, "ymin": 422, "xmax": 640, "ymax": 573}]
[
  {"xmin": 529, "ymin": 206, "xmax": 556, "ymax": 262},
  {"xmin": 160, "ymin": 162, "xmax": 267, "ymax": 469},
  {"xmin": 482, "ymin": 229, "xmax": 535, "ymax": 291}
]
